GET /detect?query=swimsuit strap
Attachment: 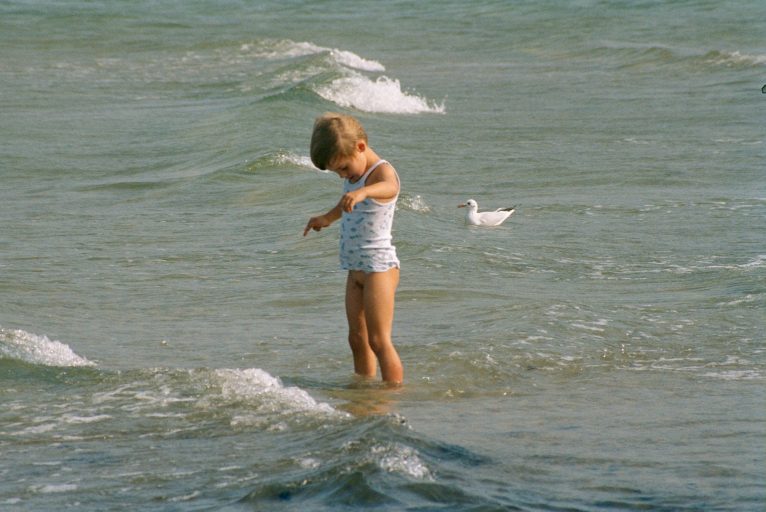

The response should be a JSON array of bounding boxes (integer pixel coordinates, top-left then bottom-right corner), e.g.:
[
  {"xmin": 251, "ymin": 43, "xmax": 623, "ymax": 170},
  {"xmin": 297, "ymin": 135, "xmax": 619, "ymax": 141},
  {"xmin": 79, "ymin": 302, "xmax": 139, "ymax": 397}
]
[{"xmin": 360, "ymin": 159, "xmax": 388, "ymax": 184}]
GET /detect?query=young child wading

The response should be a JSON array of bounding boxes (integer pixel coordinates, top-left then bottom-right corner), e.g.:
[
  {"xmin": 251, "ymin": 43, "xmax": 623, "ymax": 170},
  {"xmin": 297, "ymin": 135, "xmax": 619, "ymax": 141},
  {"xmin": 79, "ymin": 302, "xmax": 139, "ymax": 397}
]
[{"xmin": 303, "ymin": 113, "xmax": 403, "ymax": 384}]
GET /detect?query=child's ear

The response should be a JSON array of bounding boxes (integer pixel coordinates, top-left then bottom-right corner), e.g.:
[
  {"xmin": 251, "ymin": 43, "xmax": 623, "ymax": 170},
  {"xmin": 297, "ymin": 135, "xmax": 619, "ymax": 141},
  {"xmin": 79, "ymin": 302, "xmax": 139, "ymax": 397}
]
[{"xmin": 356, "ymin": 140, "xmax": 367, "ymax": 153}]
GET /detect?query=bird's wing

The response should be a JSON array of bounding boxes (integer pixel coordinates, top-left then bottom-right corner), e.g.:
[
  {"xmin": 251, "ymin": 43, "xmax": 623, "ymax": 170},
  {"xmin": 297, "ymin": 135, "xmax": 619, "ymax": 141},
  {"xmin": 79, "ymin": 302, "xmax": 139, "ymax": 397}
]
[{"xmin": 478, "ymin": 211, "xmax": 512, "ymax": 226}]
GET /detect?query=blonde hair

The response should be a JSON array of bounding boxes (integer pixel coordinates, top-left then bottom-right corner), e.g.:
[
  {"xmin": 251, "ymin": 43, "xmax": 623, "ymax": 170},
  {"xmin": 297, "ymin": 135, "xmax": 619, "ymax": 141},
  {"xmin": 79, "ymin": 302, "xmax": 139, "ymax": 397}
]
[{"xmin": 310, "ymin": 113, "xmax": 368, "ymax": 170}]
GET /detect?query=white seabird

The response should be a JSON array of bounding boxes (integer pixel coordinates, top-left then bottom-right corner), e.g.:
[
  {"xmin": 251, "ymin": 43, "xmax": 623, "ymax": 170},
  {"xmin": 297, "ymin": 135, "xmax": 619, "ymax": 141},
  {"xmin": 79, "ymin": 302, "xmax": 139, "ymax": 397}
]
[{"xmin": 458, "ymin": 199, "xmax": 516, "ymax": 226}]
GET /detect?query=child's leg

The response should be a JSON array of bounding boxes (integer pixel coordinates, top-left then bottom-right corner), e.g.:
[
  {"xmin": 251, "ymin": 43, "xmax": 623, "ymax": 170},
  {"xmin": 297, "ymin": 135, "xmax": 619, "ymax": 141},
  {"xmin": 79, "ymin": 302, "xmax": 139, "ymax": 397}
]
[
  {"xmin": 362, "ymin": 268, "xmax": 403, "ymax": 384},
  {"xmin": 345, "ymin": 272, "xmax": 377, "ymax": 378}
]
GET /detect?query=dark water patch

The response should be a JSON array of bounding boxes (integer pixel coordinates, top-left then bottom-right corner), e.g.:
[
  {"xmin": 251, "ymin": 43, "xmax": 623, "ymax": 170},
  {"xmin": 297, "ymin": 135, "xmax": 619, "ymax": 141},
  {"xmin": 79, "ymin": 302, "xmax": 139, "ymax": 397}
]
[
  {"xmin": 236, "ymin": 470, "xmax": 398, "ymax": 510},
  {"xmin": 0, "ymin": 358, "xmax": 101, "ymax": 387},
  {"xmin": 219, "ymin": 412, "xmax": 498, "ymax": 511}
]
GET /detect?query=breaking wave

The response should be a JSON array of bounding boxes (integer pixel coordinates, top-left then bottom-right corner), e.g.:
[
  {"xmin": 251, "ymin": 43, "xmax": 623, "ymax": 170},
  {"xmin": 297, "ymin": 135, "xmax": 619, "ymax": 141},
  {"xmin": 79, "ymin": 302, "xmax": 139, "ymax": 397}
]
[
  {"xmin": 315, "ymin": 74, "xmax": 445, "ymax": 114},
  {"xmin": 0, "ymin": 327, "xmax": 95, "ymax": 367},
  {"xmin": 251, "ymin": 38, "xmax": 445, "ymax": 114}
]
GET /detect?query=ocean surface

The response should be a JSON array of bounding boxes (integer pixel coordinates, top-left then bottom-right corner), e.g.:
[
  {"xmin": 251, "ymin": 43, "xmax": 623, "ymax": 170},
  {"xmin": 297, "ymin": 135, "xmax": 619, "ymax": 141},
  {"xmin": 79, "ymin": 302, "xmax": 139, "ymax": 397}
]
[{"xmin": 1, "ymin": 1, "xmax": 764, "ymax": 510}]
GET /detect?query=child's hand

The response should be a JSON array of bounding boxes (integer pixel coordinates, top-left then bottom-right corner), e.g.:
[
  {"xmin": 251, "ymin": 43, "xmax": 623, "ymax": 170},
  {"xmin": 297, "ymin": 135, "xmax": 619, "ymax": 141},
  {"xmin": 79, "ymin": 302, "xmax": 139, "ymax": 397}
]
[
  {"xmin": 340, "ymin": 190, "xmax": 366, "ymax": 213},
  {"xmin": 304, "ymin": 215, "xmax": 330, "ymax": 236}
]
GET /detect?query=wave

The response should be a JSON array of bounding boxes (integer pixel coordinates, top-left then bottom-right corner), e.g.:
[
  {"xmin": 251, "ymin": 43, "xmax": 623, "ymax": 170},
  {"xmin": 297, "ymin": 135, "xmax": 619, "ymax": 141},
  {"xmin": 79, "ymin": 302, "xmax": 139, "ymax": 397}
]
[
  {"xmin": 5, "ymin": 366, "xmax": 344, "ymax": 443},
  {"xmin": 241, "ymin": 39, "xmax": 385, "ymax": 73},
  {"xmin": 36, "ymin": 36, "xmax": 441, "ymax": 115},
  {"xmin": 206, "ymin": 368, "xmax": 339, "ymax": 419},
  {"xmin": 0, "ymin": 327, "xmax": 95, "ymax": 367},
  {"xmin": 247, "ymin": 38, "xmax": 444, "ymax": 114},
  {"xmin": 586, "ymin": 42, "xmax": 766, "ymax": 72},
  {"xmin": 0, "ymin": 332, "xmax": 503, "ymax": 510},
  {"xmin": 246, "ymin": 150, "xmax": 320, "ymax": 173},
  {"xmin": 236, "ymin": 415, "xmax": 495, "ymax": 510},
  {"xmin": 315, "ymin": 74, "xmax": 445, "ymax": 115},
  {"xmin": 704, "ymin": 50, "xmax": 766, "ymax": 68},
  {"xmin": 38, "ymin": 36, "xmax": 444, "ymax": 116},
  {"xmin": 0, "ymin": 327, "xmax": 340, "ymax": 423}
]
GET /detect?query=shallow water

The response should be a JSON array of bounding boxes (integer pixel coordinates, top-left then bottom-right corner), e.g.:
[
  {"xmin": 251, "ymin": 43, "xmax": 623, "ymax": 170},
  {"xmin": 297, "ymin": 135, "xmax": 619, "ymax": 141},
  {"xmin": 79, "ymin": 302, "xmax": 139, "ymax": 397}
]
[{"xmin": 1, "ymin": 1, "xmax": 764, "ymax": 510}]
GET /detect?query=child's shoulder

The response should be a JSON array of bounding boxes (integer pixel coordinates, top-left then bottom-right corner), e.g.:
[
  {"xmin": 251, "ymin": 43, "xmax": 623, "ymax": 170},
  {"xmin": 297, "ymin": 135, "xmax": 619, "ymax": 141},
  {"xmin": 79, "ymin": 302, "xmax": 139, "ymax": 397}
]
[{"xmin": 368, "ymin": 160, "xmax": 397, "ymax": 182}]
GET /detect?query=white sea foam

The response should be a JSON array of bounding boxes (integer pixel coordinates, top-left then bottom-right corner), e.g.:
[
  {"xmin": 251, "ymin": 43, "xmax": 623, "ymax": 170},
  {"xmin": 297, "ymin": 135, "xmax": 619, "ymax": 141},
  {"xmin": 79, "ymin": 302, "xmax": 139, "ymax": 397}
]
[
  {"xmin": 741, "ymin": 254, "xmax": 766, "ymax": 270},
  {"xmin": 706, "ymin": 50, "xmax": 766, "ymax": 67},
  {"xmin": 374, "ymin": 444, "xmax": 433, "ymax": 480},
  {"xmin": 703, "ymin": 370, "xmax": 762, "ymax": 381},
  {"xmin": 31, "ymin": 483, "xmax": 78, "ymax": 494},
  {"xmin": 328, "ymin": 48, "xmax": 386, "ymax": 72},
  {"xmin": 210, "ymin": 368, "xmax": 339, "ymax": 416},
  {"xmin": 241, "ymin": 40, "xmax": 317, "ymax": 59},
  {"xmin": 17, "ymin": 422, "xmax": 57, "ymax": 435},
  {"xmin": 241, "ymin": 39, "xmax": 443, "ymax": 114},
  {"xmin": 399, "ymin": 194, "xmax": 431, "ymax": 212},
  {"xmin": 0, "ymin": 327, "xmax": 95, "ymax": 367},
  {"xmin": 169, "ymin": 490, "xmax": 201, "ymax": 502},
  {"xmin": 272, "ymin": 151, "xmax": 318, "ymax": 170},
  {"xmin": 61, "ymin": 413, "xmax": 113, "ymax": 424},
  {"xmin": 297, "ymin": 457, "xmax": 321, "ymax": 469},
  {"xmin": 571, "ymin": 320, "xmax": 607, "ymax": 333},
  {"xmin": 244, "ymin": 39, "xmax": 385, "ymax": 72},
  {"xmin": 315, "ymin": 74, "xmax": 445, "ymax": 114}
]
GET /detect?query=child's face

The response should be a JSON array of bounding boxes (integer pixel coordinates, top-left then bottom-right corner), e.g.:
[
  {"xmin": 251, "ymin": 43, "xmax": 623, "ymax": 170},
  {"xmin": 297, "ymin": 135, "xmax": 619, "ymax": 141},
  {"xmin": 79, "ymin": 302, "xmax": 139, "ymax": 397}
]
[{"xmin": 328, "ymin": 142, "xmax": 366, "ymax": 180}]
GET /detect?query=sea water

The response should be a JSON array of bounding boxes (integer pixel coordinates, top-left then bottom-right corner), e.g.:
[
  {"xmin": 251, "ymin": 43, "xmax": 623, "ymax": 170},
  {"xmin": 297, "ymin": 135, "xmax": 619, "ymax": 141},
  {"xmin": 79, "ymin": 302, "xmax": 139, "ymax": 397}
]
[{"xmin": 1, "ymin": 1, "xmax": 764, "ymax": 510}]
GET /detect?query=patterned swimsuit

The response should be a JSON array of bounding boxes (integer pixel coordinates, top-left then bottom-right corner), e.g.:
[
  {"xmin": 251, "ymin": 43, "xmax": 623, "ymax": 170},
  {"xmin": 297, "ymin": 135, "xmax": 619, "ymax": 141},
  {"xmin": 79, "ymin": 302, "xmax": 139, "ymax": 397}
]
[{"xmin": 339, "ymin": 160, "xmax": 400, "ymax": 272}]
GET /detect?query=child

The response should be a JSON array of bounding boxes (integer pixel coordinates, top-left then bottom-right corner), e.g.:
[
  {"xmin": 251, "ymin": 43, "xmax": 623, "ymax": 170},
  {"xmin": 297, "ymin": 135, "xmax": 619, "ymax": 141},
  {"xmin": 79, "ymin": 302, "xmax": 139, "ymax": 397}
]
[{"xmin": 303, "ymin": 113, "xmax": 403, "ymax": 385}]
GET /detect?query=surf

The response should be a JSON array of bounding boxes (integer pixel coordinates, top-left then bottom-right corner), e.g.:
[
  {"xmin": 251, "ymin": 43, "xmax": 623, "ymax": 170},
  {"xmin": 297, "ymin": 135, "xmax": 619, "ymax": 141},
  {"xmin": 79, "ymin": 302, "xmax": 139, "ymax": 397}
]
[
  {"xmin": 0, "ymin": 327, "xmax": 95, "ymax": 368},
  {"xmin": 241, "ymin": 38, "xmax": 445, "ymax": 114}
]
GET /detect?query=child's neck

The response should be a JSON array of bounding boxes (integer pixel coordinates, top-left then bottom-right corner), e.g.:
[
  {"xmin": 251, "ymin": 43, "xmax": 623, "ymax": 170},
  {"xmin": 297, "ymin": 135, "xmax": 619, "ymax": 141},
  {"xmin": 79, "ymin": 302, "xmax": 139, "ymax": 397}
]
[{"xmin": 363, "ymin": 148, "xmax": 381, "ymax": 171}]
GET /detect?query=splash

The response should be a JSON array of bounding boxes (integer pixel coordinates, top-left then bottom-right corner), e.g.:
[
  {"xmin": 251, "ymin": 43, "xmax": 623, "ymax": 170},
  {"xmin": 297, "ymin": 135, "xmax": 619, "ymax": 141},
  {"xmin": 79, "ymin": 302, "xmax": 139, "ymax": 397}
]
[
  {"xmin": 0, "ymin": 327, "xmax": 95, "ymax": 367},
  {"xmin": 315, "ymin": 74, "xmax": 445, "ymax": 114},
  {"xmin": 271, "ymin": 150, "xmax": 318, "ymax": 170},
  {"xmin": 209, "ymin": 368, "xmax": 340, "ymax": 417},
  {"xmin": 374, "ymin": 443, "xmax": 433, "ymax": 480},
  {"xmin": 399, "ymin": 194, "xmax": 432, "ymax": 212}
]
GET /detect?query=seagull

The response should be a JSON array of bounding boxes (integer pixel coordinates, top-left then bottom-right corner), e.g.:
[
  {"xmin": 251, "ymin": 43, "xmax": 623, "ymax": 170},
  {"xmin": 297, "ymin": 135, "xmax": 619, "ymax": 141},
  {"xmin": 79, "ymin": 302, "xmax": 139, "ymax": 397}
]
[{"xmin": 458, "ymin": 199, "xmax": 516, "ymax": 226}]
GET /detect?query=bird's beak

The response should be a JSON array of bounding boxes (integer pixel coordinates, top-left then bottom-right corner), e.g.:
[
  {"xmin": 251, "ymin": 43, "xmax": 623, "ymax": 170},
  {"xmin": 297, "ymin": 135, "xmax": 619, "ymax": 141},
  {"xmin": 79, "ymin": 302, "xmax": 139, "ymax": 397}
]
[{"xmin": 457, "ymin": 204, "xmax": 466, "ymax": 208}]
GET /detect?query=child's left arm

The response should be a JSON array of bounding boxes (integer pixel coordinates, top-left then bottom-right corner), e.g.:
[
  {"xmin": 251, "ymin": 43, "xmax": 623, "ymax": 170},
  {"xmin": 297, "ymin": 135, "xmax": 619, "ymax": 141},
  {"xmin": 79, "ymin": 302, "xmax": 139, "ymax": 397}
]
[{"xmin": 340, "ymin": 164, "xmax": 399, "ymax": 213}]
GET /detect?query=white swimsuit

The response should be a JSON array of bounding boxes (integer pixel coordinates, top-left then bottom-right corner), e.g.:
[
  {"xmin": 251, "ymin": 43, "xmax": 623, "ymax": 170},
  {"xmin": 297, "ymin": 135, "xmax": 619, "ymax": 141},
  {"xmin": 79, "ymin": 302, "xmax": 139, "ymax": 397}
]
[{"xmin": 339, "ymin": 160, "xmax": 400, "ymax": 272}]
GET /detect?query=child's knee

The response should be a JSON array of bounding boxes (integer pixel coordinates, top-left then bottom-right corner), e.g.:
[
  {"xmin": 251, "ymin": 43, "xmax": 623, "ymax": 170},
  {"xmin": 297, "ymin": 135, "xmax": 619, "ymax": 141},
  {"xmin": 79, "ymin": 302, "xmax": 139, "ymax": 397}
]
[
  {"xmin": 367, "ymin": 334, "xmax": 391, "ymax": 356},
  {"xmin": 347, "ymin": 330, "xmax": 367, "ymax": 347}
]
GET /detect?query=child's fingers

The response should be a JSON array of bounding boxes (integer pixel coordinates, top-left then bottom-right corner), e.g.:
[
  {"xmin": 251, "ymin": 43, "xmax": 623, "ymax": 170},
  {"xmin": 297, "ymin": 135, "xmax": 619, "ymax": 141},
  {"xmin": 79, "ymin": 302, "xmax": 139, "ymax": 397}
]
[
  {"xmin": 341, "ymin": 196, "xmax": 356, "ymax": 212},
  {"xmin": 304, "ymin": 218, "xmax": 322, "ymax": 236}
]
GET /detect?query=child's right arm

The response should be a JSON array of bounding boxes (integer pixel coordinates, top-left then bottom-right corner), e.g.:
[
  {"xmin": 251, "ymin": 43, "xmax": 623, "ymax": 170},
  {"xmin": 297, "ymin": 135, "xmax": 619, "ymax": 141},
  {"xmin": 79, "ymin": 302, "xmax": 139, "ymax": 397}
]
[{"xmin": 303, "ymin": 202, "xmax": 342, "ymax": 236}]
